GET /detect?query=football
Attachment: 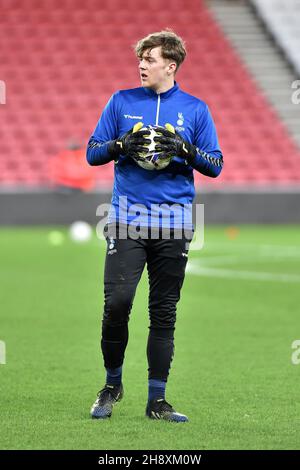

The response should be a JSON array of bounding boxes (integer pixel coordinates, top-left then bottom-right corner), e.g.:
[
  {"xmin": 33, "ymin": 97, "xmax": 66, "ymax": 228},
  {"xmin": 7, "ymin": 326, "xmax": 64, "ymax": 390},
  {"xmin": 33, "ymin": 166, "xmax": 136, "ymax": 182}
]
[{"xmin": 132, "ymin": 125, "xmax": 172, "ymax": 171}]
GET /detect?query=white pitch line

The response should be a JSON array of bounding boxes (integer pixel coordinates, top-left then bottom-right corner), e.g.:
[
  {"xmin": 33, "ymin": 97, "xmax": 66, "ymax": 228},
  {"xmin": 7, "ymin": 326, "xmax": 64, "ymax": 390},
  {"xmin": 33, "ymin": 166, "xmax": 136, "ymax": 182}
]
[
  {"xmin": 201, "ymin": 241, "xmax": 300, "ymax": 254},
  {"xmin": 186, "ymin": 262, "xmax": 300, "ymax": 283},
  {"xmin": 191, "ymin": 238, "xmax": 300, "ymax": 259},
  {"xmin": 191, "ymin": 252, "xmax": 300, "ymax": 267},
  {"xmin": 192, "ymin": 255, "xmax": 243, "ymax": 266}
]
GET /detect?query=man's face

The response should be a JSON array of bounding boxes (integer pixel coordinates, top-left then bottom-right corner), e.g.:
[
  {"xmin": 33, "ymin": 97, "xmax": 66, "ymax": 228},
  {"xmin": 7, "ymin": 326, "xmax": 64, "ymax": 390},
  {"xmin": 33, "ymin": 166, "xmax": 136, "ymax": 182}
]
[{"xmin": 138, "ymin": 46, "xmax": 175, "ymax": 90}]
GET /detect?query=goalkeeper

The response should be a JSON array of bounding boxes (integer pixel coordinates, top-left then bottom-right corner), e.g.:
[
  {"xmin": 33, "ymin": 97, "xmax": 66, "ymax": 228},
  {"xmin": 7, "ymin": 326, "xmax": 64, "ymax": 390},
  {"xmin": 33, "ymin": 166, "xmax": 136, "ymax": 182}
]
[{"xmin": 87, "ymin": 30, "xmax": 223, "ymax": 422}]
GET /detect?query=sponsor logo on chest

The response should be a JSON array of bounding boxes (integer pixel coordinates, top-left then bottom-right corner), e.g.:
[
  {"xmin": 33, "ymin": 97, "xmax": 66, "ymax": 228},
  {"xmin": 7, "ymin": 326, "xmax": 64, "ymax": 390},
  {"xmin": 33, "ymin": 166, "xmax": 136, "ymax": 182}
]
[{"xmin": 123, "ymin": 111, "xmax": 185, "ymax": 131}]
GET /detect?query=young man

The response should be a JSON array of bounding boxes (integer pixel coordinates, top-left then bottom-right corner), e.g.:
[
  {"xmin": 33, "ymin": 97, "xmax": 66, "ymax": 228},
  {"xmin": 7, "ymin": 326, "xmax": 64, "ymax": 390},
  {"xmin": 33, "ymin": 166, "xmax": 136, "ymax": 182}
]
[{"xmin": 87, "ymin": 30, "xmax": 223, "ymax": 422}]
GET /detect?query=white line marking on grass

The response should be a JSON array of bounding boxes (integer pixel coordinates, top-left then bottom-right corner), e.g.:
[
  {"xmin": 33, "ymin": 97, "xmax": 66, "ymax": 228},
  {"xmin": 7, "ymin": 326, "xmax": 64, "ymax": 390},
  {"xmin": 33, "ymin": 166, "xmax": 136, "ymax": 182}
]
[
  {"xmin": 193, "ymin": 255, "xmax": 242, "ymax": 266},
  {"xmin": 202, "ymin": 241, "xmax": 300, "ymax": 255},
  {"xmin": 0, "ymin": 340, "xmax": 6, "ymax": 364},
  {"xmin": 193, "ymin": 252, "xmax": 300, "ymax": 267},
  {"xmin": 186, "ymin": 262, "xmax": 300, "ymax": 283}
]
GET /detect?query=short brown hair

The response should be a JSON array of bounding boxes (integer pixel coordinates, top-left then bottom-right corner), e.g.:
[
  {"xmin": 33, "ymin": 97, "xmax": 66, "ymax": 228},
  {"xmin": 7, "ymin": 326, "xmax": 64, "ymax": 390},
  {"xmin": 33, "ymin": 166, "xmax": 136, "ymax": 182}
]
[{"xmin": 134, "ymin": 29, "xmax": 186, "ymax": 73}]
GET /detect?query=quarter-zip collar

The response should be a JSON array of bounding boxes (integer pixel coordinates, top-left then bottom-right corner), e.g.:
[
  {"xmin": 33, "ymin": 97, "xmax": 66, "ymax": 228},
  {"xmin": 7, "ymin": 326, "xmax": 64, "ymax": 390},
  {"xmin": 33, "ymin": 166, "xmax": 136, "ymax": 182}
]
[{"xmin": 143, "ymin": 81, "xmax": 179, "ymax": 100}]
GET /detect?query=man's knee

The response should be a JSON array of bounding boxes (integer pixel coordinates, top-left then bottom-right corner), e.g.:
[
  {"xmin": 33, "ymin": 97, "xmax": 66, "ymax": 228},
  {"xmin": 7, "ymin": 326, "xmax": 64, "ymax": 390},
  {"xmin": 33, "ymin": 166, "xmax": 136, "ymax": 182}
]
[
  {"xmin": 103, "ymin": 285, "xmax": 134, "ymax": 325},
  {"xmin": 149, "ymin": 304, "xmax": 177, "ymax": 329}
]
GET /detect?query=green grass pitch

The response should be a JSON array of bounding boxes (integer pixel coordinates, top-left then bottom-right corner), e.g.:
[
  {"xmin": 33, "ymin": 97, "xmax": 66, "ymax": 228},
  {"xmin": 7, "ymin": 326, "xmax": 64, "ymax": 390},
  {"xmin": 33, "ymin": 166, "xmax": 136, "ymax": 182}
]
[{"xmin": 0, "ymin": 225, "xmax": 300, "ymax": 450}]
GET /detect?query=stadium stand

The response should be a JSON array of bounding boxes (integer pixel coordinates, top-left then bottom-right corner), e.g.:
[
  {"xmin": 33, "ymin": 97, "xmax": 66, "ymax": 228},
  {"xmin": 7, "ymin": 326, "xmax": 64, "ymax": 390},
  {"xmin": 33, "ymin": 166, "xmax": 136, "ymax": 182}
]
[
  {"xmin": 1, "ymin": 0, "xmax": 300, "ymax": 189},
  {"xmin": 208, "ymin": 0, "xmax": 300, "ymax": 149},
  {"xmin": 251, "ymin": 0, "xmax": 300, "ymax": 75}
]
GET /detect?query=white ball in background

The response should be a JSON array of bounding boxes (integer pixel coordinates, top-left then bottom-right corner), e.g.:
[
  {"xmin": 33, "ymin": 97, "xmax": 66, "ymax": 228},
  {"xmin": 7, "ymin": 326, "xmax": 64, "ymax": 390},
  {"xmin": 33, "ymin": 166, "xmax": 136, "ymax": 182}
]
[{"xmin": 69, "ymin": 221, "xmax": 92, "ymax": 243}]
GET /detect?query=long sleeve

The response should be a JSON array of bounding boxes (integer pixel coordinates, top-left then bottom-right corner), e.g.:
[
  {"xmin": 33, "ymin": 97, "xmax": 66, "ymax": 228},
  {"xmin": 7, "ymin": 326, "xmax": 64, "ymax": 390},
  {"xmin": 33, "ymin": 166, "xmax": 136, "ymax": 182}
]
[
  {"xmin": 86, "ymin": 92, "xmax": 120, "ymax": 166},
  {"xmin": 189, "ymin": 104, "xmax": 223, "ymax": 178}
]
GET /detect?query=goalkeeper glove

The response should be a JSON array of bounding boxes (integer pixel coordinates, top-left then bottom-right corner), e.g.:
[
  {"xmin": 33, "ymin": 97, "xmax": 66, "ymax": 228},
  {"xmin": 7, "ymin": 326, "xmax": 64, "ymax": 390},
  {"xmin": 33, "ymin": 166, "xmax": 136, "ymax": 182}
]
[
  {"xmin": 108, "ymin": 122, "xmax": 150, "ymax": 159},
  {"xmin": 153, "ymin": 123, "xmax": 196, "ymax": 162},
  {"xmin": 154, "ymin": 123, "xmax": 223, "ymax": 177}
]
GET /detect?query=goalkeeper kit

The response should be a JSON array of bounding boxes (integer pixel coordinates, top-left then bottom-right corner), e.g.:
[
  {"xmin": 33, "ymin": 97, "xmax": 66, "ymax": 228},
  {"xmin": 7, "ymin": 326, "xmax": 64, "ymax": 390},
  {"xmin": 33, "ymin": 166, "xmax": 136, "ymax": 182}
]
[{"xmin": 87, "ymin": 82, "xmax": 223, "ymax": 228}]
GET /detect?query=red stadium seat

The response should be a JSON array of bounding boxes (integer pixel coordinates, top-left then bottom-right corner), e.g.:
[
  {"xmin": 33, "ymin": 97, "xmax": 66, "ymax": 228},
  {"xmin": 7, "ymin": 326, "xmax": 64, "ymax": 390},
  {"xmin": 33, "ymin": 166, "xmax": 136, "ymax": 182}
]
[{"xmin": 1, "ymin": 0, "xmax": 299, "ymax": 187}]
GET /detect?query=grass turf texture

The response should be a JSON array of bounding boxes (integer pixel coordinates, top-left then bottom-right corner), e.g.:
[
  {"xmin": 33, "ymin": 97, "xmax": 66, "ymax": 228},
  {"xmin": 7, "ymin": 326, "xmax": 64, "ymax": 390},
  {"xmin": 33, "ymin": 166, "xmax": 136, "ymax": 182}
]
[{"xmin": 0, "ymin": 225, "xmax": 299, "ymax": 450}]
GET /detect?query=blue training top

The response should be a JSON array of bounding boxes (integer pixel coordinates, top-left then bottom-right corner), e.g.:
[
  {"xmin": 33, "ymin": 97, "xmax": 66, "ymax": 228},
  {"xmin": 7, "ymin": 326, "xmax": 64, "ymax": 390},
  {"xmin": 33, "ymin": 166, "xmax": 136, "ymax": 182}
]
[{"xmin": 87, "ymin": 81, "xmax": 223, "ymax": 229}]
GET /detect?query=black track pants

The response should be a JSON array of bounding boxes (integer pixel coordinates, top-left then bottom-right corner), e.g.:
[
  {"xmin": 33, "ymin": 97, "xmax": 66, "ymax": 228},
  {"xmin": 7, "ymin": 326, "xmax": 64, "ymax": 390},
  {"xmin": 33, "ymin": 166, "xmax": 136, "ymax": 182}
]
[{"xmin": 101, "ymin": 224, "xmax": 192, "ymax": 382}]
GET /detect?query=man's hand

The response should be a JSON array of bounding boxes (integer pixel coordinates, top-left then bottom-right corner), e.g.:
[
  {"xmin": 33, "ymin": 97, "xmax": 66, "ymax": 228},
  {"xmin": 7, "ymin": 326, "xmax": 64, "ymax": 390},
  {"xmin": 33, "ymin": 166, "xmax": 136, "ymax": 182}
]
[
  {"xmin": 108, "ymin": 122, "xmax": 151, "ymax": 158},
  {"xmin": 154, "ymin": 123, "xmax": 196, "ymax": 160}
]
